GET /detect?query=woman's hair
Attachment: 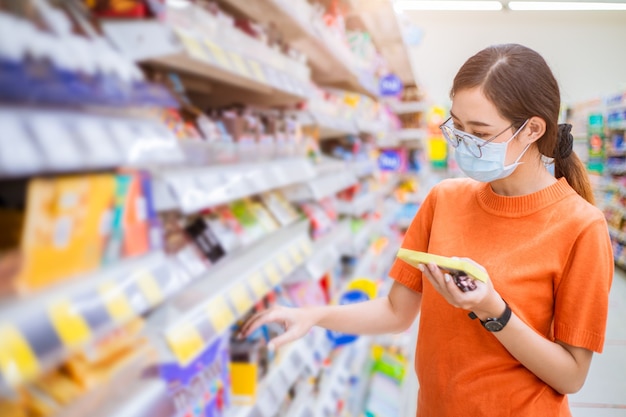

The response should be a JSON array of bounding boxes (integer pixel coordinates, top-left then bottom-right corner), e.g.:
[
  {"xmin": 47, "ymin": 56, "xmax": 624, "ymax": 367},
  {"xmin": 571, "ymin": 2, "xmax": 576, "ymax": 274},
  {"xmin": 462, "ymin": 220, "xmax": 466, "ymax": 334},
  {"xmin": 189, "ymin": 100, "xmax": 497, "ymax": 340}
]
[{"xmin": 450, "ymin": 43, "xmax": 594, "ymax": 204}]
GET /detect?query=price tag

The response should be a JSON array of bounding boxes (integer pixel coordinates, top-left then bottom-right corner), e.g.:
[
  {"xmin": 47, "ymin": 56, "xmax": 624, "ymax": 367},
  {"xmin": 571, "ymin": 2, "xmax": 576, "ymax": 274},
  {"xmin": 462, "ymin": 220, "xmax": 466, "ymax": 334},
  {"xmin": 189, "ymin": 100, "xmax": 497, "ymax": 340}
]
[
  {"xmin": 206, "ymin": 296, "xmax": 236, "ymax": 334},
  {"xmin": 247, "ymin": 59, "xmax": 267, "ymax": 83},
  {"xmin": 227, "ymin": 51, "xmax": 251, "ymax": 78},
  {"xmin": 0, "ymin": 324, "xmax": 40, "ymax": 386},
  {"xmin": 277, "ymin": 253, "xmax": 294, "ymax": 275},
  {"xmin": 203, "ymin": 39, "xmax": 231, "ymax": 68},
  {"xmin": 248, "ymin": 272, "xmax": 270, "ymax": 299},
  {"xmin": 299, "ymin": 239, "xmax": 313, "ymax": 256},
  {"xmin": 228, "ymin": 282, "xmax": 254, "ymax": 315},
  {"xmin": 0, "ymin": 112, "xmax": 41, "ymax": 175},
  {"xmin": 48, "ymin": 300, "xmax": 92, "ymax": 347},
  {"xmin": 288, "ymin": 246, "xmax": 303, "ymax": 265},
  {"xmin": 175, "ymin": 30, "xmax": 208, "ymax": 61},
  {"xmin": 165, "ymin": 323, "xmax": 205, "ymax": 365},
  {"xmin": 264, "ymin": 263, "xmax": 282, "ymax": 286},
  {"xmin": 29, "ymin": 114, "xmax": 82, "ymax": 170},
  {"xmin": 136, "ymin": 271, "xmax": 163, "ymax": 306},
  {"xmin": 98, "ymin": 281, "xmax": 134, "ymax": 323}
]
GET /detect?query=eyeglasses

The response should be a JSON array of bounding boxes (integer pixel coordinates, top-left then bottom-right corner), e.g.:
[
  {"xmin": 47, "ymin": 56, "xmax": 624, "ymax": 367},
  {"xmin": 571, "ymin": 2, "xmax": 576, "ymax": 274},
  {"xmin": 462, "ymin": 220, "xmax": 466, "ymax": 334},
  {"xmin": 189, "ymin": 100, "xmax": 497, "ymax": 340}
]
[{"xmin": 439, "ymin": 117, "xmax": 527, "ymax": 158}]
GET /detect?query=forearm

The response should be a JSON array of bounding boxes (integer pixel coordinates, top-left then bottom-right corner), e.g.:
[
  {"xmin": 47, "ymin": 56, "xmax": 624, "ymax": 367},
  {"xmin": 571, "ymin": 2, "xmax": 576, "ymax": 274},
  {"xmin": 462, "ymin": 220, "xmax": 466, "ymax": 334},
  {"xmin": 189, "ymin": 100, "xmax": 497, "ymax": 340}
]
[
  {"xmin": 475, "ymin": 300, "xmax": 591, "ymax": 394},
  {"xmin": 309, "ymin": 295, "xmax": 415, "ymax": 335}
]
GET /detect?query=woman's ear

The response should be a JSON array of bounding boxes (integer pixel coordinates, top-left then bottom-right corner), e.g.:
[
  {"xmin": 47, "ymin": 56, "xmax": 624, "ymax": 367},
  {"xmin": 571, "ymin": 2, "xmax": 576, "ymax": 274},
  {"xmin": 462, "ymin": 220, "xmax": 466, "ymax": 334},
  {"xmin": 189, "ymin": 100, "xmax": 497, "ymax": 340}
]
[{"xmin": 525, "ymin": 117, "xmax": 546, "ymax": 143}]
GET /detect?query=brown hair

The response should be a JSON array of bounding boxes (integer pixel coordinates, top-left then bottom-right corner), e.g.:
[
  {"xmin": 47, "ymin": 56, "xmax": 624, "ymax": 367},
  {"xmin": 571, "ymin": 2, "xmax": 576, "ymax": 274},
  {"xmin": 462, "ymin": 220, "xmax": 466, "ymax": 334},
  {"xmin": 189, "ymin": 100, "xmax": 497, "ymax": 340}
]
[{"xmin": 450, "ymin": 44, "xmax": 594, "ymax": 204}]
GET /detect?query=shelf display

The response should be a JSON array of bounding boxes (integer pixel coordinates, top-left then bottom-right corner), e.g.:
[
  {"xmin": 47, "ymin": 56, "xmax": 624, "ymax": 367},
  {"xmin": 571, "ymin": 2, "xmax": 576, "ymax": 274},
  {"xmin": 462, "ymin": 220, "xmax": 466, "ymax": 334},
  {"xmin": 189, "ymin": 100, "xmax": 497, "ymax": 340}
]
[{"xmin": 0, "ymin": 0, "xmax": 421, "ymax": 416}]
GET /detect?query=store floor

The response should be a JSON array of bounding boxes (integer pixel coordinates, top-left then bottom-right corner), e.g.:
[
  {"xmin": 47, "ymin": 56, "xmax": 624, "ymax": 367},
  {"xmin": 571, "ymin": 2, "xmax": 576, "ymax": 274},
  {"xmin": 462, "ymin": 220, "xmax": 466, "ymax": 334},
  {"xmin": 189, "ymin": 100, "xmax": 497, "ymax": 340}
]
[{"xmin": 569, "ymin": 267, "xmax": 626, "ymax": 416}]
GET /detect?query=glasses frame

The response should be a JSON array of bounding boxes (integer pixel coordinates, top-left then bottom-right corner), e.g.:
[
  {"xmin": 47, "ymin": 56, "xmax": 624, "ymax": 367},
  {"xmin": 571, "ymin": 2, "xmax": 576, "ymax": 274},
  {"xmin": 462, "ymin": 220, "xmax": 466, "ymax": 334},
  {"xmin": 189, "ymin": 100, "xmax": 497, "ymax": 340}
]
[{"xmin": 439, "ymin": 117, "xmax": 527, "ymax": 158}]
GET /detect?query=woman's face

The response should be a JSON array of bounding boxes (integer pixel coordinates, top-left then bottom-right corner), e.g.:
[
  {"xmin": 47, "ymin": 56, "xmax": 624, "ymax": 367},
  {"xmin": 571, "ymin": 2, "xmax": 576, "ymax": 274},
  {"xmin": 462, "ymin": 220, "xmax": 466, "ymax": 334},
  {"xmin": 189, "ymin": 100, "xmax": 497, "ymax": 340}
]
[{"xmin": 449, "ymin": 87, "xmax": 529, "ymax": 166}]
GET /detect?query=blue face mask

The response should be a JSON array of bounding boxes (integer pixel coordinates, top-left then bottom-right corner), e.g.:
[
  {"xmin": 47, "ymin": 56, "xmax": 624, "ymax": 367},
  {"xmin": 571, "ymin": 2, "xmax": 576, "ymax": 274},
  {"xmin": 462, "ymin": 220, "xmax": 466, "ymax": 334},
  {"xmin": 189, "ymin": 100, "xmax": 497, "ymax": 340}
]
[{"xmin": 449, "ymin": 120, "xmax": 530, "ymax": 183}]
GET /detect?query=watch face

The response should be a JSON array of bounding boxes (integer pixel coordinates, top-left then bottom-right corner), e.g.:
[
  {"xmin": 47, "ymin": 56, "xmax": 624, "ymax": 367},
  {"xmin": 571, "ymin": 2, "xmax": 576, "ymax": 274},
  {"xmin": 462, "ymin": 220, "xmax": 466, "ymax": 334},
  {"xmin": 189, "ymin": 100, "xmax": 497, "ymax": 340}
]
[{"xmin": 484, "ymin": 320, "xmax": 504, "ymax": 332}]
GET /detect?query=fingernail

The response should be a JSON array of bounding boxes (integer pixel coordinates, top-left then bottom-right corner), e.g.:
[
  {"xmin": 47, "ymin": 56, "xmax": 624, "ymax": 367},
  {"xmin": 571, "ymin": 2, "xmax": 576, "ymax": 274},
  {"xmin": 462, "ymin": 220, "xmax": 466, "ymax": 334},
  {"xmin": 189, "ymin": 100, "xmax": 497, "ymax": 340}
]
[
  {"xmin": 418, "ymin": 264, "xmax": 425, "ymax": 272},
  {"xmin": 444, "ymin": 274, "xmax": 451, "ymax": 283}
]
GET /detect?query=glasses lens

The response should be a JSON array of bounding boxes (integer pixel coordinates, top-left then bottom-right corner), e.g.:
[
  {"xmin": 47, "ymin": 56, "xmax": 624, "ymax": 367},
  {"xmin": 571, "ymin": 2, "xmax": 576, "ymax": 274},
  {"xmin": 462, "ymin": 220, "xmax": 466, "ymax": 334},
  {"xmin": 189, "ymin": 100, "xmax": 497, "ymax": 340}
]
[
  {"xmin": 461, "ymin": 136, "xmax": 482, "ymax": 158},
  {"xmin": 440, "ymin": 125, "xmax": 459, "ymax": 148}
]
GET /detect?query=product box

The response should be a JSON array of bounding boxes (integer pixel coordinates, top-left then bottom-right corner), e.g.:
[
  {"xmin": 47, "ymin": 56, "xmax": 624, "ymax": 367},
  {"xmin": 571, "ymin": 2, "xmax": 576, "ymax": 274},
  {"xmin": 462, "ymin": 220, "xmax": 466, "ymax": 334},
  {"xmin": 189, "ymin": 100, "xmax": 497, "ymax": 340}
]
[
  {"xmin": 13, "ymin": 174, "xmax": 115, "ymax": 291},
  {"xmin": 160, "ymin": 336, "xmax": 230, "ymax": 417},
  {"xmin": 259, "ymin": 191, "xmax": 300, "ymax": 227},
  {"xmin": 185, "ymin": 217, "xmax": 226, "ymax": 264},
  {"xmin": 229, "ymin": 200, "xmax": 266, "ymax": 245}
]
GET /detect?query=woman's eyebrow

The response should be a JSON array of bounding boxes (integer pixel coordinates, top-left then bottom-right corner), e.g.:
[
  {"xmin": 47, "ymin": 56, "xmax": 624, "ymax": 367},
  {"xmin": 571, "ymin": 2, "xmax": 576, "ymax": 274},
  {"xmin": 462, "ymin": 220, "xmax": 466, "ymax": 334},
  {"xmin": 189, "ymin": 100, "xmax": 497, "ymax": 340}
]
[{"xmin": 450, "ymin": 110, "xmax": 493, "ymax": 127}]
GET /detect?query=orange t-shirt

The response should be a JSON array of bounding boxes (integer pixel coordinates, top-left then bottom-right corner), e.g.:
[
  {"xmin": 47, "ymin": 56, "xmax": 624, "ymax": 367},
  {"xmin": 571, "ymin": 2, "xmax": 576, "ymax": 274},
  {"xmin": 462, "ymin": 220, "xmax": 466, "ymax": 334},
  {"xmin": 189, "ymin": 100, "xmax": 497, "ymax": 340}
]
[{"xmin": 389, "ymin": 177, "xmax": 613, "ymax": 417}]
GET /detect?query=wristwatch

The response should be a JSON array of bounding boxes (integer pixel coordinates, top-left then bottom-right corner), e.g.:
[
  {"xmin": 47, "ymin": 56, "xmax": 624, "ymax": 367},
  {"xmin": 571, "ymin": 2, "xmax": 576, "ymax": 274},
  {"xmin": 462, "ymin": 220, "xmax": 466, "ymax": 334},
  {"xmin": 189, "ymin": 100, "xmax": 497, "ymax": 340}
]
[{"xmin": 468, "ymin": 301, "xmax": 511, "ymax": 332}]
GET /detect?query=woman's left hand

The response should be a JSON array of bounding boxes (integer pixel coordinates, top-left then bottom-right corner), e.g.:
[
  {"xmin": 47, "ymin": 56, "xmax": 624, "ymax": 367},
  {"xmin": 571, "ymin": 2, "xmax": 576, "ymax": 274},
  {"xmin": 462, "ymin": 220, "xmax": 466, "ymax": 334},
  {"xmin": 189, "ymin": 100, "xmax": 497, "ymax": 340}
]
[{"xmin": 418, "ymin": 258, "xmax": 506, "ymax": 320}]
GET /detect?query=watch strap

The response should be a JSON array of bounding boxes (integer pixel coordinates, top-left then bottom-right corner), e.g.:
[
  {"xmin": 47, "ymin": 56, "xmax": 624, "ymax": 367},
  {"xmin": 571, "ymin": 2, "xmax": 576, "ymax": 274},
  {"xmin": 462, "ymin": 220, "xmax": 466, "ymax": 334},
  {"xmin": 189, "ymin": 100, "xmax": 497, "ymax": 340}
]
[{"xmin": 468, "ymin": 301, "xmax": 511, "ymax": 332}]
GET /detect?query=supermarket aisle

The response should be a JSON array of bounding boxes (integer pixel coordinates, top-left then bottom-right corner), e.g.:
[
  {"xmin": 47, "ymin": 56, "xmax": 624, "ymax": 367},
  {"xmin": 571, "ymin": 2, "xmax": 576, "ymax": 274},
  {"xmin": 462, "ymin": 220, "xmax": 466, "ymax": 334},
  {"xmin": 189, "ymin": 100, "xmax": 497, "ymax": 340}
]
[{"xmin": 570, "ymin": 267, "xmax": 626, "ymax": 416}]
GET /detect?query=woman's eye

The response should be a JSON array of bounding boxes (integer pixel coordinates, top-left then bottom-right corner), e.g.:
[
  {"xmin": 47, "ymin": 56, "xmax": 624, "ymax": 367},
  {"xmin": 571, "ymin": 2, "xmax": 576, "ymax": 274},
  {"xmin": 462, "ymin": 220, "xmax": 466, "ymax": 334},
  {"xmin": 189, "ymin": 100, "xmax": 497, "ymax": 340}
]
[{"xmin": 473, "ymin": 132, "xmax": 488, "ymax": 138}]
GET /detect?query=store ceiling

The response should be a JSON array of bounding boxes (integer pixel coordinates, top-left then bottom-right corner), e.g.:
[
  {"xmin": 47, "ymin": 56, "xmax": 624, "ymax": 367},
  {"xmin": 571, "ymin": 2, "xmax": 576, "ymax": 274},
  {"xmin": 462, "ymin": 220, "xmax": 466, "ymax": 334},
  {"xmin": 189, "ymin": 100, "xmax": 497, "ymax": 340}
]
[{"xmin": 363, "ymin": 0, "xmax": 626, "ymax": 106}]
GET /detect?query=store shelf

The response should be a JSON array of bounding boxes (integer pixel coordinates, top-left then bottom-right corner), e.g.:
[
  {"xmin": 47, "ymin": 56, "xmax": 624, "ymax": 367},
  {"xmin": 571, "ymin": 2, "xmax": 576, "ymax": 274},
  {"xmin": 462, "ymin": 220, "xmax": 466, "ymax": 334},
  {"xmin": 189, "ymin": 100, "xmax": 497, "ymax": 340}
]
[
  {"xmin": 0, "ymin": 251, "xmax": 186, "ymax": 389},
  {"xmin": 349, "ymin": 159, "xmax": 378, "ymax": 178},
  {"xmin": 103, "ymin": 18, "xmax": 309, "ymax": 108},
  {"xmin": 337, "ymin": 193, "xmax": 377, "ymax": 217},
  {"xmin": 287, "ymin": 220, "xmax": 353, "ymax": 283},
  {"xmin": 152, "ymin": 157, "xmax": 317, "ymax": 214},
  {"xmin": 396, "ymin": 128, "xmax": 427, "ymax": 141},
  {"xmin": 217, "ymin": 0, "xmax": 377, "ymax": 97},
  {"xmin": 91, "ymin": 380, "xmax": 178, "ymax": 417},
  {"xmin": 0, "ymin": 107, "xmax": 184, "ymax": 178},
  {"xmin": 387, "ymin": 101, "xmax": 427, "ymax": 115},
  {"xmin": 154, "ymin": 221, "xmax": 313, "ymax": 365},
  {"xmin": 281, "ymin": 171, "xmax": 359, "ymax": 202}
]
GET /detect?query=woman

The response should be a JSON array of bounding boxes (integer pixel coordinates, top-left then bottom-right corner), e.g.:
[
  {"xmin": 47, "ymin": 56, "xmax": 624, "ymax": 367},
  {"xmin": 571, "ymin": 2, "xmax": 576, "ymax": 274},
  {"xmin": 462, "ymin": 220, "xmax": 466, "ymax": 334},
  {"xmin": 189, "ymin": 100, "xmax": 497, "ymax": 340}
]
[{"xmin": 240, "ymin": 44, "xmax": 613, "ymax": 416}]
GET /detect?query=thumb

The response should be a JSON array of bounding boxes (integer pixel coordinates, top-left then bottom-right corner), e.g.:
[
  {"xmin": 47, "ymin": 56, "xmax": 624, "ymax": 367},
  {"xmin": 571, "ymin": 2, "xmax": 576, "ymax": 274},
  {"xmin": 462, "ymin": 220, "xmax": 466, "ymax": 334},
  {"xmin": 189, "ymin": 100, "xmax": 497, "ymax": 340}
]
[{"xmin": 267, "ymin": 325, "xmax": 307, "ymax": 350}]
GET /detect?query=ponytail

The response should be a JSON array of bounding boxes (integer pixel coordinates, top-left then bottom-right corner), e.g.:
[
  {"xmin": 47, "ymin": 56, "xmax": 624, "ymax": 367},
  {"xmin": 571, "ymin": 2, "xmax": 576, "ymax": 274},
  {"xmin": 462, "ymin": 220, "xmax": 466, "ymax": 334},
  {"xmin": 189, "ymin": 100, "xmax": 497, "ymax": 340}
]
[{"xmin": 554, "ymin": 123, "xmax": 595, "ymax": 204}]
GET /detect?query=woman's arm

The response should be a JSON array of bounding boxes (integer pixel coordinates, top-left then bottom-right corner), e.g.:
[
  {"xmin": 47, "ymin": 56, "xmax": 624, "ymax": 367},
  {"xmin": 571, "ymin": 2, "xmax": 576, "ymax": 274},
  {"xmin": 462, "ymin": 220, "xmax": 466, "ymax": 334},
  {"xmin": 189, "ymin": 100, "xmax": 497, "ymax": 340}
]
[
  {"xmin": 421, "ymin": 262, "xmax": 593, "ymax": 395},
  {"xmin": 239, "ymin": 281, "xmax": 422, "ymax": 349}
]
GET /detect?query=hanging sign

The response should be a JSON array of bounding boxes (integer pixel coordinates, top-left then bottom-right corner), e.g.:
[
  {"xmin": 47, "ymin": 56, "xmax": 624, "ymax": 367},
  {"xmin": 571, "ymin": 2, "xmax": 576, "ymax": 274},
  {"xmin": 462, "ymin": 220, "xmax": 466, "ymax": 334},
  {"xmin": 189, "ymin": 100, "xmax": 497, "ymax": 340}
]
[
  {"xmin": 379, "ymin": 73, "xmax": 403, "ymax": 97},
  {"xmin": 378, "ymin": 149, "xmax": 406, "ymax": 172}
]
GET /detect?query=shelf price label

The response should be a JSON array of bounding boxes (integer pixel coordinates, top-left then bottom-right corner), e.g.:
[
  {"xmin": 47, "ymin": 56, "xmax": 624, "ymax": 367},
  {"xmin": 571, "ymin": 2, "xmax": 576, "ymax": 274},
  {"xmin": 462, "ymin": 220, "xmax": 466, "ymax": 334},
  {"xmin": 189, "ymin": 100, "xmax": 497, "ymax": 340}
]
[
  {"xmin": 247, "ymin": 59, "xmax": 268, "ymax": 83},
  {"xmin": 228, "ymin": 282, "xmax": 255, "ymax": 315},
  {"xmin": 176, "ymin": 30, "xmax": 209, "ymax": 62},
  {"xmin": 99, "ymin": 281, "xmax": 134, "ymax": 323},
  {"xmin": 48, "ymin": 300, "xmax": 92, "ymax": 347},
  {"xmin": 206, "ymin": 296, "xmax": 236, "ymax": 334},
  {"xmin": 248, "ymin": 272, "xmax": 271, "ymax": 300},
  {"xmin": 227, "ymin": 51, "xmax": 251, "ymax": 78},
  {"xmin": 135, "ymin": 270, "xmax": 163, "ymax": 306},
  {"xmin": 0, "ymin": 324, "xmax": 40, "ymax": 386},
  {"xmin": 203, "ymin": 39, "xmax": 231, "ymax": 69},
  {"xmin": 165, "ymin": 323, "xmax": 205, "ymax": 365},
  {"xmin": 264, "ymin": 263, "xmax": 282, "ymax": 286},
  {"xmin": 288, "ymin": 246, "xmax": 303, "ymax": 264},
  {"xmin": 277, "ymin": 253, "xmax": 294, "ymax": 275}
]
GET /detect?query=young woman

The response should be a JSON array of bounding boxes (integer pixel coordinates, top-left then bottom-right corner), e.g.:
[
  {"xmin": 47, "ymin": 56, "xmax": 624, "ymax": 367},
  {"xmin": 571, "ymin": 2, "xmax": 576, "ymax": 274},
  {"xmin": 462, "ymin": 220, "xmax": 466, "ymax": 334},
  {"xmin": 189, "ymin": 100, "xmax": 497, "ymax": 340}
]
[{"xmin": 240, "ymin": 44, "xmax": 613, "ymax": 416}]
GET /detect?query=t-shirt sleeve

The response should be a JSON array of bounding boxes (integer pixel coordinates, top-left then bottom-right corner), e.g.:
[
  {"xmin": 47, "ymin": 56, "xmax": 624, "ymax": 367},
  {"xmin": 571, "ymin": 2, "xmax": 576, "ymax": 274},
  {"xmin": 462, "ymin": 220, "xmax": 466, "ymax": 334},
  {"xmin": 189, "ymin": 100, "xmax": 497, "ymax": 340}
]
[
  {"xmin": 553, "ymin": 217, "xmax": 614, "ymax": 353},
  {"xmin": 388, "ymin": 184, "xmax": 438, "ymax": 293}
]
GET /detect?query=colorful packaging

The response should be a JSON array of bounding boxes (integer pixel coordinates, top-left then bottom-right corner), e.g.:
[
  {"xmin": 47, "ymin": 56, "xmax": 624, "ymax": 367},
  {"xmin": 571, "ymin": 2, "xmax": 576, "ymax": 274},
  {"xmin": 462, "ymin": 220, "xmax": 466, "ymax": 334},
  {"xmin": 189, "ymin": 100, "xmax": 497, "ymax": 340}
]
[
  {"xmin": 185, "ymin": 218, "xmax": 226, "ymax": 264},
  {"xmin": 14, "ymin": 175, "xmax": 115, "ymax": 291}
]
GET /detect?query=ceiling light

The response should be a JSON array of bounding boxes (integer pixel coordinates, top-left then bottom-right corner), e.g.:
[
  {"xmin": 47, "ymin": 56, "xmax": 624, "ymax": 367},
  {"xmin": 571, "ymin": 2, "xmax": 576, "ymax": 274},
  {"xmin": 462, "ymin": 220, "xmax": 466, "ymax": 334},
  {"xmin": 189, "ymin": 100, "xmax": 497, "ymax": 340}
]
[
  {"xmin": 394, "ymin": 1, "xmax": 503, "ymax": 11},
  {"xmin": 508, "ymin": 2, "xmax": 626, "ymax": 10}
]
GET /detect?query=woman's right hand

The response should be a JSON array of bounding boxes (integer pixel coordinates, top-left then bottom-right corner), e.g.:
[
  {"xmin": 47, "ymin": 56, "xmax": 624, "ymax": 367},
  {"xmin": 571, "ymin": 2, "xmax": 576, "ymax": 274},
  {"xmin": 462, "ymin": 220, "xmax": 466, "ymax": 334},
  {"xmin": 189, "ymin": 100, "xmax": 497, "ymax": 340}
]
[{"xmin": 238, "ymin": 305, "xmax": 318, "ymax": 350}]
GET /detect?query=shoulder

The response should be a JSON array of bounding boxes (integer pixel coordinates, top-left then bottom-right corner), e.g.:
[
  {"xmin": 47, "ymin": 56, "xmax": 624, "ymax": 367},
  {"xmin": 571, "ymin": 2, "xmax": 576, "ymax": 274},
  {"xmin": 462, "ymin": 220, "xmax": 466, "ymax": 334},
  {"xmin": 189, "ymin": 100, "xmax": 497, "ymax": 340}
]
[
  {"xmin": 562, "ymin": 190, "xmax": 606, "ymax": 227},
  {"xmin": 429, "ymin": 177, "xmax": 481, "ymax": 196}
]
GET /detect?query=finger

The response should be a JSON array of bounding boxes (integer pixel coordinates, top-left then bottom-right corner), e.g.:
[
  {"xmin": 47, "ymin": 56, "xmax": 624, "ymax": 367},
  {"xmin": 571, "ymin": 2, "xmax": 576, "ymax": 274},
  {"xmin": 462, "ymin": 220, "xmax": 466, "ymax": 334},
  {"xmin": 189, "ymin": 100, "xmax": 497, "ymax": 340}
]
[
  {"xmin": 267, "ymin": 327, "xmax": 302, "ymax": 350},
  {"xmin": 240, "ymin": 309, "xmax": 277, "ymax": 337}
]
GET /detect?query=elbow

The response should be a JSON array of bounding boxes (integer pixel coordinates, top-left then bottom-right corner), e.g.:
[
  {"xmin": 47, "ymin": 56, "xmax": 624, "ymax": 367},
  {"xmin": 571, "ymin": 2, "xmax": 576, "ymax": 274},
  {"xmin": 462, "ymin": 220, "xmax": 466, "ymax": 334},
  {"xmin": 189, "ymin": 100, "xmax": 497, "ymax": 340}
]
[
  {"xmin": 553, "ymin": 378, "xmax": 586, "ymax": 395},
  {"xmin": 391, "ymin": 317, "xmax": 416, "ymax": 334}
]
